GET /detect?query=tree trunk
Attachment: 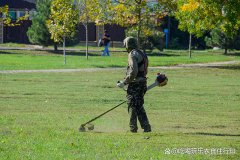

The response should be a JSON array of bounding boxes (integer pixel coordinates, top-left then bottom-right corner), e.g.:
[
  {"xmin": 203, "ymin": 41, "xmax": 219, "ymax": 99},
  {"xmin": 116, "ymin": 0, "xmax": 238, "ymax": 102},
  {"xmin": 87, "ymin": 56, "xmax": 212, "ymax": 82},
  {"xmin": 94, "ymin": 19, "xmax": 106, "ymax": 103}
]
[
  {"xmin": 85, "ymin": 0, "xmax": 89, "ymax": 60},
  {"xmin": 85, "ymin": 23, "xmax": 89, "ymax": 60},
  {"xmin": 137, "ymin": 27, "xmax": 140, "ymax": 48},
  {"xmin": 63, "ymin": 36, "xmax": 66, "ymax": 64},
  {"xmin": 136, "ymin": 1, "xmax": 142, "ymax": 48},
  {"xmin": 54, "ymin": 43, "xmax": 58, "ymax": 51},
  {"xmin": 224, "ymin": 47, "xmax": 228, "ymax": 54},
  {"xmin": 224, "ymin": 37, "xmax": 228, "ymax": 54},
  {"xmin": 189, "ymin": 33, "xmax": 192, "ymax": 58}
]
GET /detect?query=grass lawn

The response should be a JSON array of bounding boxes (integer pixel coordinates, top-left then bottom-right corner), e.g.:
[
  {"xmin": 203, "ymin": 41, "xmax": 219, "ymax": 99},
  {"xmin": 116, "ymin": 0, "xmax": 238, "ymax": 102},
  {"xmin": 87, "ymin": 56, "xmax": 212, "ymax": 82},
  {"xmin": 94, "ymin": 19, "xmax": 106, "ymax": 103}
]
[
  {"xmin": 0, "ymin": 66, "xmax": 240, "ymax": 159},
  {"xmin": 0, "ymin": 43, "xmax": 125, "ymax": 52},
  {"xmin": 0, "ymin": 49, "xmax": 240, "ymax": 70}
]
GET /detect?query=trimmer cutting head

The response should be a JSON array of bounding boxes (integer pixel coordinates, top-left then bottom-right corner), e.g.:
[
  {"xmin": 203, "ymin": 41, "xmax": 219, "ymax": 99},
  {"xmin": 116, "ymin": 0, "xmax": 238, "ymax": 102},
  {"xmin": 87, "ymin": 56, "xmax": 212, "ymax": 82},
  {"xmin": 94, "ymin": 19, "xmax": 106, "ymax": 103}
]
[
  {"xmin": 87, "ymin": 123, "xmax": 94, "ymax": 130},
  {"xmin": 79, "ymin": 123, "xmax": 94, "ymax": 132},
  {"xmin": 79, "ymin": 124, "xmax": 86, "ymax": 132}
]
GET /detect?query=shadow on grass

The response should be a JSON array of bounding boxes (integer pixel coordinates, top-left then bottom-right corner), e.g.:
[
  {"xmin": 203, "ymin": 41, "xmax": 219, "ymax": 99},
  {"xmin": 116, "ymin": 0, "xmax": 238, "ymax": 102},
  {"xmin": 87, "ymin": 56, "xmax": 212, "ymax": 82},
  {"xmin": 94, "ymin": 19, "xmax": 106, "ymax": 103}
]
[
  {"xmin": 48, "ymin": 50, "xmax": 101, "ymax": 56},
  {"xmin": 147, "ymin": 52, "xmax": 181, "ymax": 57},
  {"xmin": 0, "ymin": 49, "xmax": 182, "ymax": 57},
  {"xmin": 92, "ymin": 64, "xmax": 124, "ymax": 68},
  {"xmin": 109, "ymin": 64, "xmax": 125, "ymax": 68},
  {"xmin": 0, "ymin": 49, "xmax": 101, "ymax": 56},
  {"xmin": 226, "ymin": 52, "xmax": 240, "ymax": 56},
  {"xmin": 0, "ymin": 50, "xmax": 13, "ymax": 54},
  {"xmin": 186, "ymin": 132, "xmax": 240, "ymax": 137},
  {"xmin": 208, "ymin": 65, "xmax": 240, "ymax": 70}
]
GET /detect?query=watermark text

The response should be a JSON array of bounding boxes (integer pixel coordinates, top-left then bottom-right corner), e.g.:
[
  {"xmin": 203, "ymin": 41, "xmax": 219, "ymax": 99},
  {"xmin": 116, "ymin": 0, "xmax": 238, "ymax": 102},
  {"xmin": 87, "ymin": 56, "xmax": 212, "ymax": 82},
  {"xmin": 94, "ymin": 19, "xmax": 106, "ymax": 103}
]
[{"xmin": 164, "ymin": 147, "xmax": 236, "ymax": 155}]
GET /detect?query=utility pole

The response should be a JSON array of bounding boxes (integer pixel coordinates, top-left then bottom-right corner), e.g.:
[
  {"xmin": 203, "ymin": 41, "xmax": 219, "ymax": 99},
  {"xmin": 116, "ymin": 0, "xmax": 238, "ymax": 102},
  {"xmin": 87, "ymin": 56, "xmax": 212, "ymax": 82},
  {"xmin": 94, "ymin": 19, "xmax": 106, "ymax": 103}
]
[{"xmin": 167, "ymin": 15, "xmax": 170, "ymax": 48}]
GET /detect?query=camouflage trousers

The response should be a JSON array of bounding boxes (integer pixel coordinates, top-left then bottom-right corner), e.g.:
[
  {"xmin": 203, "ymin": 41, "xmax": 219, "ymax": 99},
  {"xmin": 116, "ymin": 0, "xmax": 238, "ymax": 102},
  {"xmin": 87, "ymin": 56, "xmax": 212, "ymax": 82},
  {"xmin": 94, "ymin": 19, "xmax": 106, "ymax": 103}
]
[{"xmin": 127, "ymin": 81, "xmax": 151, "ymax": 132}]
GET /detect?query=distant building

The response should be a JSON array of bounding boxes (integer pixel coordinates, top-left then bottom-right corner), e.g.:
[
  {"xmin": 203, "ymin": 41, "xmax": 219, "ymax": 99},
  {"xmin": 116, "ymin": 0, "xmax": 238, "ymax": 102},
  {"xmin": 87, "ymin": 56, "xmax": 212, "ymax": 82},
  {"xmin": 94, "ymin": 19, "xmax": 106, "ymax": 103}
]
[
  {"xmin": 0, "ymin": 0, "xmax": 36, "ymax": 20},
  {"xmin": 0, "ymin": 0, "xmax": 126, "ymax": 45},
  {"xmin": 0, "ymin": 0, "xmax": 36, "ymax": 43},
  {"xmin": 23, "ymin": 0, "xmax": 36, "ymax": 3}
]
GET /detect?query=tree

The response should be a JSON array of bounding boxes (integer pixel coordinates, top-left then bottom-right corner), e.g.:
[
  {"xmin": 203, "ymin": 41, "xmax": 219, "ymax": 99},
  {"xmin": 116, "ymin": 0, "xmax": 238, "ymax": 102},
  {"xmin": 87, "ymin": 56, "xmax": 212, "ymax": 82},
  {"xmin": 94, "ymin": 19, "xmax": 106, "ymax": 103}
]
[
  {"xmin": 27, "ymin": 0, "xmax": 53, "ymax": 48},
  {"xmin": 175, "ymin": 0, "xmax": 240, "ymax": 55},
  {"xmin": 74, "ymin": 0, "xmax": 106, "ymax": 59},
  {"xmin": 110, "ymin": 0, "xmax": 166, "ymax": 47},
  {"xmin": 0, "ymin": 5, "xmax": 12, "ymax": 25},
  {"xmin": 205, "ymin": 28, "xmax": 240, "ymax": 54},
  {"xmin": 47, "ymin": 0, "xmax": 78, "ymax": 64},
  {"xmin": 109, "ymin": 0, "xmax": 177, "ymax": 52},
  {"xmin": 125, "ymin": 27, "xmax": 164, "ymax": 53},
  {"xmin": 175, "ymin": 0, "xmax": 208, "ymax": 57},
  {"xmin": 216, "ymin": 0, "xmax": 240, "ymax": 38}
]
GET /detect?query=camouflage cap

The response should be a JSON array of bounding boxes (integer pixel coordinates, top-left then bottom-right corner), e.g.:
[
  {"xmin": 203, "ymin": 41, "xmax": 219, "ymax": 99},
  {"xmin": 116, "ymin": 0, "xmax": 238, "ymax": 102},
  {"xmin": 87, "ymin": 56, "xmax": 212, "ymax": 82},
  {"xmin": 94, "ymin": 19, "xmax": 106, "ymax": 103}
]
[{"xmin": 123, "ymin": 37, "xmax": 138, "ymax": 49}]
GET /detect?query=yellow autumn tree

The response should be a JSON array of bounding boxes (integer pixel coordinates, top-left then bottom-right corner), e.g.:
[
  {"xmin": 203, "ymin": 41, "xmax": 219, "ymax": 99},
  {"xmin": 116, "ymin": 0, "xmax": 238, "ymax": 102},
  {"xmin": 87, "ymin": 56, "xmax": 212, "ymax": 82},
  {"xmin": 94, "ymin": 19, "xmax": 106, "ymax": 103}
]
[
  {"xmin": 110, "ymin": 0, "xmax": 172, "ymax": 49},
  {"xmin": 47, "ymin": 0, "xmax": 78, "ymax": 64},
  {"xmin": 73, "ymin": 0, "xmax": 109, "ymax": 59},
  {"xmin": 175, "ymin": 0, "xmax": 240, "ymax": 55}
]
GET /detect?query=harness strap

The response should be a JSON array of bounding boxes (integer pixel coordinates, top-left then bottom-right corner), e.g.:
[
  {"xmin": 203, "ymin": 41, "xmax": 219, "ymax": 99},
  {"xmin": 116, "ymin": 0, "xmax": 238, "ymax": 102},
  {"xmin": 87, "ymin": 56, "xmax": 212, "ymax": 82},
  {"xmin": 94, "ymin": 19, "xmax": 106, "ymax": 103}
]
[{"xmin": 133, "ymin": 49, "xmax": 148, "ymax": 77}]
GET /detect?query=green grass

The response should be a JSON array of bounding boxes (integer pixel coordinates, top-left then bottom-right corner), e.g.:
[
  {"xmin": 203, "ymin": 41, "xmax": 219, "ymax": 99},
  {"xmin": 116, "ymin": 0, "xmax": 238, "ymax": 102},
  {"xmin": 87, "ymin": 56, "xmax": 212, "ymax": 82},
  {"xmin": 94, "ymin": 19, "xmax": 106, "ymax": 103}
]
[
  {"xmin": 0, "ymin": 67, "xmax": 240, "ymax": 159},
  {"xmin": 0, "ymin": 42, "xmax": 125, "ymax": 51},
  {"xmin": 0, "ymin": 49, "xmax": 239, "ymax": 70}
]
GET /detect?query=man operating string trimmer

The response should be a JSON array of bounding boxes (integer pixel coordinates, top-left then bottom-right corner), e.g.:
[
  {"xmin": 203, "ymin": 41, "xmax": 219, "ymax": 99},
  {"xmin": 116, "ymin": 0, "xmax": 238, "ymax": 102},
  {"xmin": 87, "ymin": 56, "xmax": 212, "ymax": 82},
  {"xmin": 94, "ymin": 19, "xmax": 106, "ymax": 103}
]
[
  {"xmin": 117, "ymin": 37, "xmax": 167, "ymax": 133},
  {"xmin": 78, "ymin": 37, "xmax": 167, "ymax": 132}
]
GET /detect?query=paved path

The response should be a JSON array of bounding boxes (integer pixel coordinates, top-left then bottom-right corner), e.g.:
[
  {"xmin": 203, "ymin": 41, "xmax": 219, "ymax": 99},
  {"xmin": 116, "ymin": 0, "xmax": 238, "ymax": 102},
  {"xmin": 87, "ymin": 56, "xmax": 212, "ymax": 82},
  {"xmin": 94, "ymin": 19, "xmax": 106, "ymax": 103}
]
[
  {"xmin": 152, "ymin": 60, "xmax": 240, "ymax": 69},
  {"xmin": 0, "ymin": 60, "xmax": 239, "ymax": 74}
]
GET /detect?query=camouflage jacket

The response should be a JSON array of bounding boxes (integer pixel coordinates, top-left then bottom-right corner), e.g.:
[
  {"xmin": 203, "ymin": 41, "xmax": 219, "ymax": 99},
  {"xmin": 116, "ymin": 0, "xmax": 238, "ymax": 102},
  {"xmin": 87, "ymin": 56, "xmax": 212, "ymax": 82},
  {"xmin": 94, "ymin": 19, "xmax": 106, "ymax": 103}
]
[{"xmin": 123, "ymin": 49, "xmax": 148, "ymax": 84}]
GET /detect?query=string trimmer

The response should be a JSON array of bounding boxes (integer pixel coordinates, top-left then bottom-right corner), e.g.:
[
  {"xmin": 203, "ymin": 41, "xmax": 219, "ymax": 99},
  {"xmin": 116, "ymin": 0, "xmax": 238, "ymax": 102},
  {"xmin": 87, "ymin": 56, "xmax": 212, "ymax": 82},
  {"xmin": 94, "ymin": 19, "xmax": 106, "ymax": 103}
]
[{"xmin": 79, "ymin": 73, "xmax": 168, "ymax": 132}]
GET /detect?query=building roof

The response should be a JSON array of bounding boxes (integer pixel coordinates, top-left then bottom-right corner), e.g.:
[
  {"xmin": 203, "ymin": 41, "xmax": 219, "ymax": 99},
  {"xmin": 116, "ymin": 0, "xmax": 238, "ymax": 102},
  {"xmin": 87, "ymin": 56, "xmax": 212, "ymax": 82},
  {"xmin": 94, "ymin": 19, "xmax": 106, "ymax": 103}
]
[
  {"xmin": 0, "ymin": 0, "xmax": 36, "ymax": 10},
  {"xmin": 23, "ymin": 0, "xmax": 36, "ymax": 3}
]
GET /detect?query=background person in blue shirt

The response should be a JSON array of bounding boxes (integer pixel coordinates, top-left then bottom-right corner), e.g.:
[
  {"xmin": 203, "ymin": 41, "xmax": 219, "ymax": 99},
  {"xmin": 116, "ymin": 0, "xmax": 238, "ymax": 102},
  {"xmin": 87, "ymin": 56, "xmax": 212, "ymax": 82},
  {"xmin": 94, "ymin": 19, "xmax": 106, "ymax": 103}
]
[{"xmin": 101, "ymin": 30, "xmax": 111, "ymax": 56}]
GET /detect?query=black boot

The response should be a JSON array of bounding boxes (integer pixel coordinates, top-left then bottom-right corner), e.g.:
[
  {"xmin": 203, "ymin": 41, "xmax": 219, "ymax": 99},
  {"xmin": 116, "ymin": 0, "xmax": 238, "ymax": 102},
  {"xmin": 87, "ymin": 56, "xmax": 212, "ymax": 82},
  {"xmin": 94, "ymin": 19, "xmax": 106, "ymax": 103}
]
[{"xmin": 143, "ymin": 125, "xmax": 151, "ymax": 132}]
